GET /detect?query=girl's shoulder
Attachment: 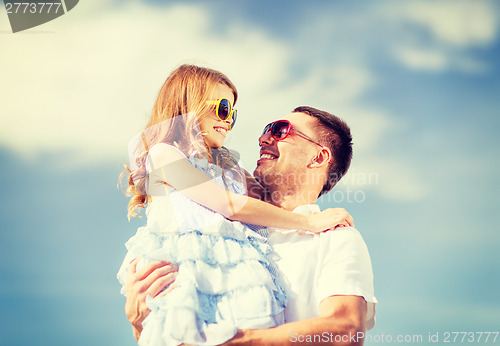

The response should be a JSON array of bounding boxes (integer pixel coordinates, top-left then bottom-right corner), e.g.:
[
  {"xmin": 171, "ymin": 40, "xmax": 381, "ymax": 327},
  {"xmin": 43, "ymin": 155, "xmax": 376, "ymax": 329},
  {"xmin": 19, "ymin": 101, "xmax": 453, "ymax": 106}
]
[
  {"xmin": 149, "ymin": 143, "xmax": 187, "ymax": 158},
  {"xmin": 147, "ymin": 143, "xmax": 189, "ymax": 173},
  {"xmin": 147, "ymin": 143, "xmax": 214, "ymax": 179}
]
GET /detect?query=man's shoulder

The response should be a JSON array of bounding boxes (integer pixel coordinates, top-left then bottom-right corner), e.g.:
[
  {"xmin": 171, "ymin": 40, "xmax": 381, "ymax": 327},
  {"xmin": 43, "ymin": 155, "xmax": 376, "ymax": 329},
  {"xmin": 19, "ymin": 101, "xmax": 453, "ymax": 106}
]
[
  {"xmin": 316, "ymin": 226, "xmax": 369, "ymax": 253},
  {"xmin": 318, "ymin": 226, "xmax": 364, "ymax": 241}
]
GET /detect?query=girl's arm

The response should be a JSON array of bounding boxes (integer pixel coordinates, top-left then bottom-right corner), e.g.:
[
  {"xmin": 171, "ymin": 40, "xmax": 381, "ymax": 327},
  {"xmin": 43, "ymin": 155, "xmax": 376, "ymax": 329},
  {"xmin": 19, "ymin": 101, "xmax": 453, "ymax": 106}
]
[{"xmin": 148, "ymin": 144, "xmax": 351, "ymax": 232}]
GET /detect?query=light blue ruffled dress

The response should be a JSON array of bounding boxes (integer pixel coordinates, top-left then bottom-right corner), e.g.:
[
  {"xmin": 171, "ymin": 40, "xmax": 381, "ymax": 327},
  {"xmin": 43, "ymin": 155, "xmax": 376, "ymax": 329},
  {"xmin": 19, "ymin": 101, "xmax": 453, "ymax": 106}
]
[{"xmin": 117, "ymin": 149, "xmax": 286, "ymax": 346}]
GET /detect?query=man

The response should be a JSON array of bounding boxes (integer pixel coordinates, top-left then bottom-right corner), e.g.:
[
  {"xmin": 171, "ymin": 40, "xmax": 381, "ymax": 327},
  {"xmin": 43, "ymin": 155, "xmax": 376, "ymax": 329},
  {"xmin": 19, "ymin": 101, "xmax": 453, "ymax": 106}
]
[{"xmin": 124, "ymin": 106, "xmax": 376, "ymax": 345}]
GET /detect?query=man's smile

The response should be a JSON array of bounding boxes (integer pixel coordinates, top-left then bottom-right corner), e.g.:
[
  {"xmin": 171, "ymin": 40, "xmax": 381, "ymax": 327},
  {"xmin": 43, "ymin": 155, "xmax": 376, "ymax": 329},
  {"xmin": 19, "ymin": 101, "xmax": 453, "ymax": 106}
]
[{"xmin": 257, "ymin": 149, "xmax": 279, "ymax": 164}]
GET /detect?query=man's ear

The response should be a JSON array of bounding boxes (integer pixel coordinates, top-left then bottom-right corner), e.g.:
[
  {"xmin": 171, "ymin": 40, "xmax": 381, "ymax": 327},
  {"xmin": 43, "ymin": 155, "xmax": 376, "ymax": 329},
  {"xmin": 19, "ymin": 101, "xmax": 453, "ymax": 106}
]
[{"xmin": 309, "ymin": 148, "xmax": 332, "ymax": 169}]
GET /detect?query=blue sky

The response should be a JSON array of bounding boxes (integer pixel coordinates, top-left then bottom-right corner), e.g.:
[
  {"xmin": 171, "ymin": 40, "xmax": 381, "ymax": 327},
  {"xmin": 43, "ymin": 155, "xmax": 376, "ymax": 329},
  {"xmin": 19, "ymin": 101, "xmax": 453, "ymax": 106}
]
[{"xmin": 1, "ymin": 0, "xmax": 499, "ymax": 345}]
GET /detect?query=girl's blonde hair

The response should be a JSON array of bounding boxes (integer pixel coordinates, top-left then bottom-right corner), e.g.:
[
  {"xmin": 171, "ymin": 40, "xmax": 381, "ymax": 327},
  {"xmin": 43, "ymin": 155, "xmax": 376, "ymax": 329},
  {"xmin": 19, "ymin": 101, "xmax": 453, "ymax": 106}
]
[{"xmin": 123, "ymin": 64, "xmax": 238, "ymax": 219}]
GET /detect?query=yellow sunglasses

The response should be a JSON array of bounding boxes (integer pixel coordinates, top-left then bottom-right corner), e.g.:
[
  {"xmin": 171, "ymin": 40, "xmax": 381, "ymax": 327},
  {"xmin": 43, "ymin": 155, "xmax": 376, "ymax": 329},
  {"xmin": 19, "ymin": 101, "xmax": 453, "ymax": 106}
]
[{"xmin": 206, "ymin": 98, "xmax": 237, "ymax": 130}]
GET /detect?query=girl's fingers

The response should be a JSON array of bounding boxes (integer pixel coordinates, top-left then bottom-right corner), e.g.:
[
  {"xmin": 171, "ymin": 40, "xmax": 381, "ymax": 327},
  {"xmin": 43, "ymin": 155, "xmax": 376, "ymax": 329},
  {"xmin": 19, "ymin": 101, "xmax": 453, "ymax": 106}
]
[
  {"xmin": 347, "ymin": 214, "xmax": 354, "ymax": 227},
  {"xmin": 334, "ymin": 221, "xmax": 349, "ymax": 229}
]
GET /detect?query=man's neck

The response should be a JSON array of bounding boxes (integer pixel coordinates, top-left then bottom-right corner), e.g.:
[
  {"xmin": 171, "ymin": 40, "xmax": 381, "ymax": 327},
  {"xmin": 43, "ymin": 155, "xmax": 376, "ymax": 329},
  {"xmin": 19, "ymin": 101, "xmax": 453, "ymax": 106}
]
[{"xmin": 265, "ymin": 188, "xmax": 319, "ymax": 211}]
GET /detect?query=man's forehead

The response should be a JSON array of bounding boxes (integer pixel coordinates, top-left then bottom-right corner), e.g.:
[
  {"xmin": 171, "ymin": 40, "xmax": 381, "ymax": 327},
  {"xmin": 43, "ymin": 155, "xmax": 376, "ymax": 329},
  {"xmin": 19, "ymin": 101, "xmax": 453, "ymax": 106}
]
[{"xmin": 280, "ymin": 112, "xmax": 316, "ymax": 128}]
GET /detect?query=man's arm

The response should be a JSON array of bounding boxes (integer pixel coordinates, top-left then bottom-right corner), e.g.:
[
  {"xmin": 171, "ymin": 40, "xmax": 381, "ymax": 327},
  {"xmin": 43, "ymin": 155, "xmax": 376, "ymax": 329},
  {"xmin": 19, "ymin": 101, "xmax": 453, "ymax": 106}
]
[
  {"xmin": 124, "ymin": 258, "xmax": 178, "ymax": 341},
  {"xmin": 225, "ymin": 295, "xmax": 366, "ymax": 346}
]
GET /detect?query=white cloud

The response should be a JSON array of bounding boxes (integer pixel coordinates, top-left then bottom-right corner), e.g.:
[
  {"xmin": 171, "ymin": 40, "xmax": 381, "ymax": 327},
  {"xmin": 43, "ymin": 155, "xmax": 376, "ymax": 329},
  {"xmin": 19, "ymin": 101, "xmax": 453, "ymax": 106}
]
[
  {"xmin": 0, "ymin": 1, "xmax": 290, "ymax": 165},
  {"xmin": 387, "ymin": 0, "xmax": 498, "ymax": 74},
  {"xmin": 393, "ymin": 46, "xmax": 491, "ymax": 74},
  {"xmin": 392, "ymin": 46, "xmax": 490, "ymax": 75},
  {"xmin": 400, "ymin": 0, "xmax": 498, "ymax": 47},
  {"xmin": 0, "ymin": 0, "xmax": 430, "ymax": 202},
  {"xmin": 393, "ymin": 47, "xmax": 448, "ymax": 72}
]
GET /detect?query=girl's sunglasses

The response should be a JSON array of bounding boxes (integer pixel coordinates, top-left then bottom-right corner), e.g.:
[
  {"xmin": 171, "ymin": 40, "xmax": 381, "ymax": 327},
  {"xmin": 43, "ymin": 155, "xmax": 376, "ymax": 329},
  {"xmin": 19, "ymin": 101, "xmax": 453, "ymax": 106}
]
[
  {"xmin": 262, "ymin": 120, "xmax": 325, "ymax": 148},
  {"xmin": 206, "ymin": 98, "xmax": 237, "ymax": 130}
]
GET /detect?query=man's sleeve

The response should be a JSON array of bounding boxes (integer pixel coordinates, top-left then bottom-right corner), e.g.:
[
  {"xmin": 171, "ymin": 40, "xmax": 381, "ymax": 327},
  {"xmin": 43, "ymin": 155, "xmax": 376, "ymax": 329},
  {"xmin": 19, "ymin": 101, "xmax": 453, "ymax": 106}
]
[{"xmin": 316, "ymin": 227, "xmax": 377, "ymax": 329}]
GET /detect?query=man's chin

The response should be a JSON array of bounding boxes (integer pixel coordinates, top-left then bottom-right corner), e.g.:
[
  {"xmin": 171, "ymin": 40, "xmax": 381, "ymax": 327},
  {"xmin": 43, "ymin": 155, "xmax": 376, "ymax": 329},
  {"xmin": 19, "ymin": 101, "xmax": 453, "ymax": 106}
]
[
  {"xmin": 253, "ymin": 168, "xmax": 268, "ymax": 184},
  {"xmin": 253, "ymin": 169, "xmax": 262, "ymax": 182}
]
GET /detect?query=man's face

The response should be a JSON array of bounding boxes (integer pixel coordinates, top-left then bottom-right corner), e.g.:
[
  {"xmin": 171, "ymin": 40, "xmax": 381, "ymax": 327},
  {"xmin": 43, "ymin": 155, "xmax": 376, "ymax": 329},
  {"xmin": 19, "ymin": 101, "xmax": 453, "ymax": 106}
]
[{"xmin": 254, "ymin": 112, "xmax": 321, "ymax": 191}]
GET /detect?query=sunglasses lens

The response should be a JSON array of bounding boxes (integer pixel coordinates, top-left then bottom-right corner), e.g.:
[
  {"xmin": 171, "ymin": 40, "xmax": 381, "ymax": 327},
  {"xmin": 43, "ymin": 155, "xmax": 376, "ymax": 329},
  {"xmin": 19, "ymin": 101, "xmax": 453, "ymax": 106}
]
[
  {"xmin": 272, "ymin": 121, "xmax": 290, "ymax": 139},
  {"xmin": 262, "ymin": 123, "xmax": 273, "ymax": 135},
  {"xmin": 217, "ymin": 99, "xmax": 230, "ymax": 120}
]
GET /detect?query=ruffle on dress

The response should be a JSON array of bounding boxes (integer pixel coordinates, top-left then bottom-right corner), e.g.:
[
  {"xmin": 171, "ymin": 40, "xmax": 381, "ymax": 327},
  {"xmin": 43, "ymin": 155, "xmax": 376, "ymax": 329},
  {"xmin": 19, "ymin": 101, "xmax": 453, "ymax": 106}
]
[
  {"xmin": 117, "ymin": 152, "xmax": 286, "ymax": 346},
  {"xmin": 117, "ymin": 226, "xmax": 287, "ymax": 346}
]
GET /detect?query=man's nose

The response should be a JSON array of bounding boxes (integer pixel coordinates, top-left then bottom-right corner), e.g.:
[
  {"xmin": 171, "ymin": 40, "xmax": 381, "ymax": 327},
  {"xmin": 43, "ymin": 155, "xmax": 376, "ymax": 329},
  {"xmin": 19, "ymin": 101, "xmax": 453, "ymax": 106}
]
[{"xmin": 259, "ymin": 131, "xmax": 273, "ymax": 146}]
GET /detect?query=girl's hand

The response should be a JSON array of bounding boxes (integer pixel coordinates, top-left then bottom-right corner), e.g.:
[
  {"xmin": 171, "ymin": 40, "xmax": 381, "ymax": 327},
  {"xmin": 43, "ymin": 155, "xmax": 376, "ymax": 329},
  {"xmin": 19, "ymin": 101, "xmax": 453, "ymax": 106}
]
[{"xmin": 307, "ymin": 208, "xmax": 354, "ymax": 233}]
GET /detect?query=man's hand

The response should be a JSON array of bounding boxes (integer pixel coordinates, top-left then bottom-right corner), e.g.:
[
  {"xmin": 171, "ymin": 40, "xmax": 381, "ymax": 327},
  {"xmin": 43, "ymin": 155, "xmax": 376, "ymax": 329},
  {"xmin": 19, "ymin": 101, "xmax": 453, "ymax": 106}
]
[{"xmin": 125, "ymin": 258, "xmax": 179, "ymax": 341}]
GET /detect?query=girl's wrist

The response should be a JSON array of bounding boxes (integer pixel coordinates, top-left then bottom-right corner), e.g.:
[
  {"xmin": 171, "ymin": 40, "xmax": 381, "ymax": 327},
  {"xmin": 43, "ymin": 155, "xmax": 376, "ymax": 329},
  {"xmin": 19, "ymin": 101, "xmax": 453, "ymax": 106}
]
[{"xmin": 298, "ymin": 214, "xmax": 311, "ymax": 231}]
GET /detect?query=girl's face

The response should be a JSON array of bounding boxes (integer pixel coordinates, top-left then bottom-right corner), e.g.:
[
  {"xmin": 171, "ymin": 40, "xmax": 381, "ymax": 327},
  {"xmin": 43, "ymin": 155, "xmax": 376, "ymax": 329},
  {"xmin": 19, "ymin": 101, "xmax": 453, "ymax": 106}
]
[{"xmin": 199, "ymin": 83, "xmax": 235, "ymax": 148}]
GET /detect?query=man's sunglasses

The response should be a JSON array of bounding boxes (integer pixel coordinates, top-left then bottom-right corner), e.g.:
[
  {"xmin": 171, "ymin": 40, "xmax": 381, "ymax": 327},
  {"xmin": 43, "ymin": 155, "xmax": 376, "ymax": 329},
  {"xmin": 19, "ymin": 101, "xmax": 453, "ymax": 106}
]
[
  {"xmin": 206, "ymin": 98, "xmax": 237, "ymax": 130},
  {"xmin": 262, "ymin": 120, "xmax": 325, "ymax": 148}
]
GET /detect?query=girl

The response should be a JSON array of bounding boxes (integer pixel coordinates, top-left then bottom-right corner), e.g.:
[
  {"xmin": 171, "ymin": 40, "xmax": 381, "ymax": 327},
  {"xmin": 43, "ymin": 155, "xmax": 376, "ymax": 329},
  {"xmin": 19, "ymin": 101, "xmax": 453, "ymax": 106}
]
[{"xmin": 117, "ymin": 65, "xmax": 352, "ymax": 345}]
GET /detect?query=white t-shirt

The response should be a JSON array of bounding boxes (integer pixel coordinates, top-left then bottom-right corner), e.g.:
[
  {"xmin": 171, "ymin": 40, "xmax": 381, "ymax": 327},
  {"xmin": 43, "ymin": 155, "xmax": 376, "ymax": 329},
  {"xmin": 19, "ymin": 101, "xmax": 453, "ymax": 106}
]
[{"xmin": 268, "ymin": 204, "xmax": 377, "ymax": 330}]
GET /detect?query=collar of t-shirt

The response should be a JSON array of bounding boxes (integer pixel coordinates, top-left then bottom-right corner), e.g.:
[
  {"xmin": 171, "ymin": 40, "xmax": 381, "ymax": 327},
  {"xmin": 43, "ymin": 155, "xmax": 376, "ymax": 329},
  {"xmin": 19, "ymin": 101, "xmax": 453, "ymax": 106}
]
[
  {"xmin": 291, "ymin": 204, "xmax": 320, "ymax": 216},
  {"xmin": 270, "ymin": 204, "xmax": 321, "ymax": 235},
  {"xmin": 246, "ymin": 204, "xmax": 320, "ymax": 239}
]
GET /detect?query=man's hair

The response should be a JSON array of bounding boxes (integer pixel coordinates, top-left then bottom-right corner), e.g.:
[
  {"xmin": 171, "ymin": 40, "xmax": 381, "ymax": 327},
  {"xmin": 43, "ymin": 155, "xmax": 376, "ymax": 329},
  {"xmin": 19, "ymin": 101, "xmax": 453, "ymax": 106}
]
[{"xmin": 293, "ymin": 106, "xmax": 353, "ymax": 196}]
